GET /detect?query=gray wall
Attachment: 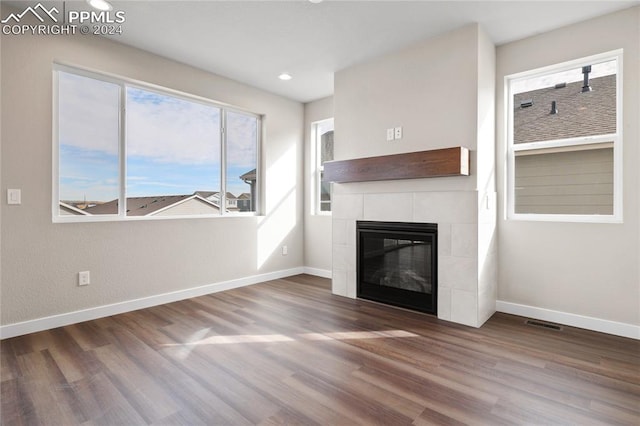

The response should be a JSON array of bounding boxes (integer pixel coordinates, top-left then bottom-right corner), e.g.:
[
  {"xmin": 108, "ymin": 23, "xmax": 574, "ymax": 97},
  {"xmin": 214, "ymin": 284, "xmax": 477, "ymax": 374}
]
[
  {"xmin": 1, "ymin": 25, "xmax": 304, "ymax": 326},
  {"xmin": 303, "ymin": 96, "xmax": 333, "ymax": 275},
  {"xmin": 496, "ymin": 7, "xmax": 640, "ymax": 326},
  {"xmin": 332, "ymin": 23, "xmax": 497, "ymax": 327},
  {"xmin": 334, "ymin": 24, "xmax": 480, "ymax": 190}
]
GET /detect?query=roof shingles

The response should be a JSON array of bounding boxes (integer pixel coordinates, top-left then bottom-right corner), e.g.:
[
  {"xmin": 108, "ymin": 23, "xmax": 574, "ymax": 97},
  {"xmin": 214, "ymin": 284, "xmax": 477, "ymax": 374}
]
[
  {"xmin": 514, "ymin": 74, "xmax": 616, "ymax": 144},
  {"xmin": 84, "ymin": 194, "xmax": 206, "ymax": 216}
]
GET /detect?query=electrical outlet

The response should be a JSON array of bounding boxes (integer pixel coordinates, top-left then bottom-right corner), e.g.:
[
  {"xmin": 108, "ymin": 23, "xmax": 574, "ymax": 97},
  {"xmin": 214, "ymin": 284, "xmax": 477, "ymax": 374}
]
[
  {"xmin": 386, "ymin": 128, "xmax": 395, "ymax": 141},
  {"xmin": 394, "ymin": 126, "xmax": 403, "ymax": 139},
  {"xmin": 282, "ymin": 245, "xmax": 288, "ymax": 256},
  {"xmin": 78, "ymin": 271, "xmax": 90, "ymax": 286}
]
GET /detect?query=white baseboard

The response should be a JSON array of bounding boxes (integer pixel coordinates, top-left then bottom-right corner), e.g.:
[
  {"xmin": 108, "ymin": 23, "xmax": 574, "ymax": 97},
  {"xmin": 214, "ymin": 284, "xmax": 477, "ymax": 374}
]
[
  {"xmin": 496, "ymin": 300, "xmax": 639, "ymax": 340},
  {"xmin": 303, "ymin": 267, "xmax": 332, "ymax": 279},
  {"xmin": 0, "ymin": 267, "xmax": 305, "ymax": 340}
]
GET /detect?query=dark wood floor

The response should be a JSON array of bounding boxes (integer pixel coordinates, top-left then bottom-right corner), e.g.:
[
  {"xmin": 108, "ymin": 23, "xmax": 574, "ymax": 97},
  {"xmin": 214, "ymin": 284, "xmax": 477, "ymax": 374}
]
[{"xmin": 1, "ymin": 274, "xmax": 639, "ymax": 425}]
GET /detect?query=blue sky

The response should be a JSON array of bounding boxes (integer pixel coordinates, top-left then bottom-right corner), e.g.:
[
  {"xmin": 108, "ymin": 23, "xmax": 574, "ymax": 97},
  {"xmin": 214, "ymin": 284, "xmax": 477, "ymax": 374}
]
[{"xmin": 58, "ymin": 72, "xmax": 257, "ymax": 202}]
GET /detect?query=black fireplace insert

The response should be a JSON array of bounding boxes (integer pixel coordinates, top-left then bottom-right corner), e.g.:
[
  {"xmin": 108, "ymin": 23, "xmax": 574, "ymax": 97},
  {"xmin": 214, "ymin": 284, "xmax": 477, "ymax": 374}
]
[{"xmin": 357, "ymin": 221, "xmax": 437, "ymax": 315}]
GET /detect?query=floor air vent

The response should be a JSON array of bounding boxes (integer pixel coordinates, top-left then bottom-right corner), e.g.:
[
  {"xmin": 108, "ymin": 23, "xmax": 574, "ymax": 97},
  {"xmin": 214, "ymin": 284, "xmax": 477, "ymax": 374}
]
[{"xmin": 525, "ymin": 319, "xmax": 563, "ymax": 331}]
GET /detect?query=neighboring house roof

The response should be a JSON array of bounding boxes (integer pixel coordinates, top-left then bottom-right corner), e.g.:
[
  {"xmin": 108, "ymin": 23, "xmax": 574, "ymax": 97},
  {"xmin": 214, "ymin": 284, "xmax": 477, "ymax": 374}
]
[
  {"xmin": 59, "ymin": 202, "xmax": 90, "ymax": 216},
  {"xmin": 82, "ymin": 194, "xmax": 221, "ymax": 216},
  {"xmin": 84, "ymin": 195, "xmax": 183, "ymax": 215},
  {"xmin": 514, "ymin": 74, "xmax": 616, "ymax": 144},
  {"xmin": 147, "ymin": 195, "xmax": 221, "ymax": 216},
  {"xmin": 240, "ymin": 169, "xmax": 256, "ymax": 183},
  {"xmin": 195, "ymin": 191, "xmax": 218, "ymax": 199},
  {"xmin": 195, "ymin": 191, "xmax": 237, "ymax": 200}
]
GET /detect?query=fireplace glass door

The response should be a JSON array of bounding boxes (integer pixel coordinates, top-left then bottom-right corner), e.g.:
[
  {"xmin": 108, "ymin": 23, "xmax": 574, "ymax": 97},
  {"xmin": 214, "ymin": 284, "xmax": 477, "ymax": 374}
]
[{"xmin": 357, "ymin": 221, "xmax": 437, "ymax": 314}]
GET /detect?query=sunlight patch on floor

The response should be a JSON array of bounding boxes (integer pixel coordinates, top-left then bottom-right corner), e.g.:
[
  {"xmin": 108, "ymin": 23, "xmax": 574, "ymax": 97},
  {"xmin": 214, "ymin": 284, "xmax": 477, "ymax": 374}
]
[
  {"xmin": 162, "ymin": 329, "xmax": 420, "ymax": 349},
  {"xmin": 302, "ymin": 329, "xmax": 419, "ymax": 340}
]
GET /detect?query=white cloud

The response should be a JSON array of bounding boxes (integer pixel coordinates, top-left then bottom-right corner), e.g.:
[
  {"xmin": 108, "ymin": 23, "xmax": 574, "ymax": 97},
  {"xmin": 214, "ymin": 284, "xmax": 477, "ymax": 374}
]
[
  {"xmin": 58, "ymin": 72, "xmax": 258, "ymax": 169},
  {"xmin": 512, "ymin": 59, "xmax": 617, "ymax": 94},
  {"xmin": 58, "ymin": 72, "xmax": 120, "ymax": 154},
  {"xmin": 227, "ymin": 111, "xmax": 258, "ymax": 168},
  {"xmin": 126, "ymin": 87, "xmax": 221, "ymax": 165}
]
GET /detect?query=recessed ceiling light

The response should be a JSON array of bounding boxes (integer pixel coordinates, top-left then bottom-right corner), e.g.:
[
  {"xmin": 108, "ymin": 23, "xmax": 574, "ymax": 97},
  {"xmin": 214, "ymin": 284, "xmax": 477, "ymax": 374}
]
[
  {"xmin": 86, "ymin": 0, "xmax": 113, "ymax": 11},
  {"xmin": 278, "ymin": 73, "xmax": 293, "ymax": 81}
]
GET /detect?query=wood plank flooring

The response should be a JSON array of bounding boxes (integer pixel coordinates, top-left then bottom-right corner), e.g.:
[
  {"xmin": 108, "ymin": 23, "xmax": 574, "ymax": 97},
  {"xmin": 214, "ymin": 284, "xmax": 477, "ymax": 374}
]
[{"xmin": 1, "ymin": 274, "xmax": 639, "ymax": 425}]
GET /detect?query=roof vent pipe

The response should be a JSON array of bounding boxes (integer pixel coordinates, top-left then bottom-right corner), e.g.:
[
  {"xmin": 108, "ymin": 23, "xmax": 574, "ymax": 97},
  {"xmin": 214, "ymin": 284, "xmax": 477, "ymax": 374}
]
[
  {"xmin": 581, "ymin": 65, "xmax": 592, "ymax": 92},
  {"xmin": 550, "ymin": 101, "xmax": 558, "ymax": 115}
]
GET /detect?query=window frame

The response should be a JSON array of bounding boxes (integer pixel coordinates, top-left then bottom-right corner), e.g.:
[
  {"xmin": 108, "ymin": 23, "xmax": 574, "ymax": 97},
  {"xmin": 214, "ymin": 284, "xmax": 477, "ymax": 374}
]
[
  {"xmin": 311, "ymin": 118, "xmax": 334, "ymax": 215},
  {"xmin": 52, "ymin": 63, "xmax": 261, "ymax": 223},
  {"xmin": 505, "ymin": 49, "xmax": 623, "ymax": 223}
]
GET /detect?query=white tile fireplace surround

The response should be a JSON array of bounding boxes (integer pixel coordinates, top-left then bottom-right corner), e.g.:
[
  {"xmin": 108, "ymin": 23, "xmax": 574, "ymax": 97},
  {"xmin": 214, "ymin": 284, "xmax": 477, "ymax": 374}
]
[{"xmin": 331, "ymin": 185, "xmax": 497, "ymax": 328}]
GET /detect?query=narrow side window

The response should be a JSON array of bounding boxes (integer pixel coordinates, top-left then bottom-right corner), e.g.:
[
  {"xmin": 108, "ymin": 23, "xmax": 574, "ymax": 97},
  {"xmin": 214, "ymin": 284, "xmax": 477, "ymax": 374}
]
[{"xmin": 313, "ymin": 118, "xmax": 334, "ymax": 214}]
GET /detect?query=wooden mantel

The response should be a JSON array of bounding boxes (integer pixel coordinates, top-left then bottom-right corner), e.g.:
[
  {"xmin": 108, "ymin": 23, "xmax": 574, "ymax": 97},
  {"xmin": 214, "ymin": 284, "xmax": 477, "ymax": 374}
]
[{"xmin": 323, "ymin": 147, "xmax": 470, "ymax": 183}]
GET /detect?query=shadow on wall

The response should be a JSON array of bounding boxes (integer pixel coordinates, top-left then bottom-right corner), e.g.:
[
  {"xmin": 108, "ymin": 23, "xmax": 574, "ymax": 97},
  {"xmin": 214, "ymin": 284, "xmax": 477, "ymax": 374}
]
[{"xmin": 257, "ymin": 145, "xmax": 297, "ymax": 269}]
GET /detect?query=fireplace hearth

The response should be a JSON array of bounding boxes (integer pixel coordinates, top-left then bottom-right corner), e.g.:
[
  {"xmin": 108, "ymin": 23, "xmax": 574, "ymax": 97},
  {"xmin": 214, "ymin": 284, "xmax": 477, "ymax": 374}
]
[{"xmin": 357, "ymin": 221, "xmax": 437, "ymax": 315}]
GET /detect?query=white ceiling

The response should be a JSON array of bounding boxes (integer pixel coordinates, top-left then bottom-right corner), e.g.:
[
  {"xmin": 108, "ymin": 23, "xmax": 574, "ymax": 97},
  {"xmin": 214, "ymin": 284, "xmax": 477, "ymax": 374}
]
[{"xmin": 6, "ymin": 0, "xmax": 640, "ymax": 102}]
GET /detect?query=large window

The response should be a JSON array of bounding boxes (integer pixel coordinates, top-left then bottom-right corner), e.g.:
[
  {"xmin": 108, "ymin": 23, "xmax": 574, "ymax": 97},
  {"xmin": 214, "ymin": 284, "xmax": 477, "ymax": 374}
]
[
  {"xmin": 506, "ymin": 50, "xmax": 622, "ymax": 222},
  {"xmin": 312, "ymin": 118, "xmax": 334, "ymax": 214},
  {"xmin": 54, "ymin": 65, "xmax": 260, "ymax": 221}
]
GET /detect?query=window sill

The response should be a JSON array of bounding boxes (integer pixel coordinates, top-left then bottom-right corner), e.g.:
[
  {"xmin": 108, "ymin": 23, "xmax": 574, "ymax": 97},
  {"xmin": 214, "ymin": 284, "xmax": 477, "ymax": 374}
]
[
  {"xmin": 508, "ymin": 213, "xmax": 622, "ymax": 224},
  {"xmin": 53, "ymin": 212, "xmax": 260, "ymax": 224}
]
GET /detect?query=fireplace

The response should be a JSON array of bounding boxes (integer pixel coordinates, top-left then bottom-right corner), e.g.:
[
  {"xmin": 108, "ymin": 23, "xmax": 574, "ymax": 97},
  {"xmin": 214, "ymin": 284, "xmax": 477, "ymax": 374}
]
[{"xmin": 357, "ymin": 221, "xmax": 437, "ymax": 315}]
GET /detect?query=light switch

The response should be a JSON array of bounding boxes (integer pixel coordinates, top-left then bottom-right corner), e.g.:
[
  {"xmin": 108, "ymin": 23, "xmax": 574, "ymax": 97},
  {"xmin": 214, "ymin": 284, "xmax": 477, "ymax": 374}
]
[{"xmin": 7, "ymin": 189, "xmax": 21, "ymax": 205}]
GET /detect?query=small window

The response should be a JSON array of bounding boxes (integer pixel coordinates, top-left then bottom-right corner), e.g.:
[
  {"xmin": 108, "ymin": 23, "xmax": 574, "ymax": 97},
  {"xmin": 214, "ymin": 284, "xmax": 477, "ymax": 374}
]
[
  {"xmin": 58, "ymin": 72, "xmax": 120, "ymax": 216},
  {"xmin": 226, "ymin": 110, "xmax": 259, "ymax": 213},
  {"xmin": 312, "ymin": 118, "xmax": 334, "ymax": 214},
  {"xmin": 506, "ymin": 50, "xmax": 622, "ymax": 222},
  {"xmin": 54, "ymin": 65, "xmax": 261, "ymax": 221}
]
